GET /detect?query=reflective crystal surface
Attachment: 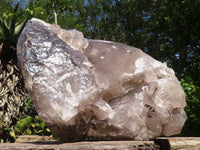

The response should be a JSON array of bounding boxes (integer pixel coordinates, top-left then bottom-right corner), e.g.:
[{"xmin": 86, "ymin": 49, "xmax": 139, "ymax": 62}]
[{"xmin": 17, "ymin": 18, "xmax": 187, "ymax": 141}]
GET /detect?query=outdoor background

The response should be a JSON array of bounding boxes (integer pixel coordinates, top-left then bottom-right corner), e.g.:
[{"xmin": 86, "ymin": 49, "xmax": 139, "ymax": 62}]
[{"xmin": 0, "ymin": 0, "xmax": 199, "ymax": 142}]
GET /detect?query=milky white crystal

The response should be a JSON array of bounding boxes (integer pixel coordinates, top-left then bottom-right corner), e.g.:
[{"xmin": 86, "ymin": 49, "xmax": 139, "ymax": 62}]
[{"xmin": 17, "ymin": 18, "xmax": 187, "ymax": 142}]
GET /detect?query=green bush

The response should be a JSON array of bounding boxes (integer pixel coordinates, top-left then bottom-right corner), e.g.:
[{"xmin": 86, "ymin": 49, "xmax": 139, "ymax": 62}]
[
  {"xmin": 180, "ymin": 75, "xmax": 200, "ymax": 136},
  {"xmin": 12, "ymin": 115, "xmax": 52, "ymax": 138},
  {"xmin": 0, "ymin": 97, "xmax": 54, "ymax": 143},
  {"xmin": 10, "ymin": 97, "xmax": 54, "ymax": 141}
]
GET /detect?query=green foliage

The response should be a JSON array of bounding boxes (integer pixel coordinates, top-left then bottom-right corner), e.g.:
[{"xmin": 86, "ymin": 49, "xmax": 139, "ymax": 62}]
[
  {"xmin": 11, "ymin": 97, "xmax": 52, "ymax": 139},
  {"xmin": 13, "ymin": 116, "xmax": 51, "ymax": 137},
  {"xmin": 25, "ymin": 0, "xmax": 83, "ymax": 29},
  {"xmin": 147, "ymin": 0, "xmax": 200, "ymax": 81},
  {"xmin": 0, "ymin": 96, "xmax": 53, "ymax": 143},
  {"xmin": 0, "ymin": 2, "xmax": 26, "ymax": 44},
  {"xmin": 0, "ymin": 0, "xmax": 12, "ymax": 15},
  {"xmin": 0, "ymin": 120, "xmax": 14, "ymax": 143},
  {"xmin": 180, "ymin": 75, "xmax": 200, "ymax": 136},
  {"xmin": 0, "ymin": 2, "xmax": 27, "ymax": 59}
]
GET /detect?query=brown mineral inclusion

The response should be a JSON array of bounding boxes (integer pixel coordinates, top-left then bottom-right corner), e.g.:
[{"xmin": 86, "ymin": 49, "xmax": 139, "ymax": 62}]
[{"xmin": 17, "ymin": 18, "xmax": 187, "ymax": 142}]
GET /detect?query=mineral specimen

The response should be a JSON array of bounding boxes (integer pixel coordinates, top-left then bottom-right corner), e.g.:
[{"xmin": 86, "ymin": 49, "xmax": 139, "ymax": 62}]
[{"xmin": 17, "ymin": 18, "xmax": 187, "ymax": 142}]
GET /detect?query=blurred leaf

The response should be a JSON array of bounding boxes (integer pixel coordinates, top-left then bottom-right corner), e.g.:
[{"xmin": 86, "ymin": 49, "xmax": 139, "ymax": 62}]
[
  {"xmin": 14, "ymin": 116, "xmax": 32, "ymax": 134},
  {"xmin": 34, "ymin": 116, "xmax": 41, "ymax": 122},
  {"xmin": 9, "ymin": 131, "xmax": 15, "ymax": 137},
  {"xmin": 27, "ymin": 129, "xmax": 32, "ymax": 135},
  {"xmin": 46, "ymin": 128, "xmax": 51, "ymax": 132},
  {"xmin": 0, "ymin": 139, "xmax": 4, "ymax": 143},
  {"xmin": 31, "ymin": 123, "xmax": 35, "ymax": 128},
  {"xmin": 40, "ymin": 122, "xmax": 45, "ymax": 129}
]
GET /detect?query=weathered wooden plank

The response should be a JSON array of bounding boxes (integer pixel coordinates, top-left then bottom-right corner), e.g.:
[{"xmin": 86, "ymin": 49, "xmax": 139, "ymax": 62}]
[{"xmin": 1, "ymin": 136, "xmax": 200, "ymax": 150}]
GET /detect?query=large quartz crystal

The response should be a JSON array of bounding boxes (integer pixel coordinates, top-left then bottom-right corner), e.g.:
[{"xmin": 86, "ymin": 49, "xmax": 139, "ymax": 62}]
[{"xmin": 17, "ymin": 18, "xmax": 187, "ymax": 142}]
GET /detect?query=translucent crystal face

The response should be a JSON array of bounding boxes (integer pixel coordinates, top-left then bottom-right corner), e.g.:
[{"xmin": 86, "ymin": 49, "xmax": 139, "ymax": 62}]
[{"xmin": 17, "ymin": 18, "xmax": 187, "ymax": 142}]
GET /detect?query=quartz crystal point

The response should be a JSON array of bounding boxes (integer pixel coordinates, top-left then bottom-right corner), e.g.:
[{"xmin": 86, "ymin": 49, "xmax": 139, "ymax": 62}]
[{"xmin": 17, "ymin": 18, "xmax": 187, "ymax": 142}]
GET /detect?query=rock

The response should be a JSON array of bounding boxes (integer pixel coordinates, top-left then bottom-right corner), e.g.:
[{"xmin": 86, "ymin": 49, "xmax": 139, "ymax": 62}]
[{"xmin": 17, "ymin": 18, "xmax": 187, "ymax": 142}]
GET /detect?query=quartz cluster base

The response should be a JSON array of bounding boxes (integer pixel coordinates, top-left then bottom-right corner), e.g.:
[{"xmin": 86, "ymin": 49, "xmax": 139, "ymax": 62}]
[{"xmin": 17, "ymin": 18, "xmax": 187, "ymax": 142}]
